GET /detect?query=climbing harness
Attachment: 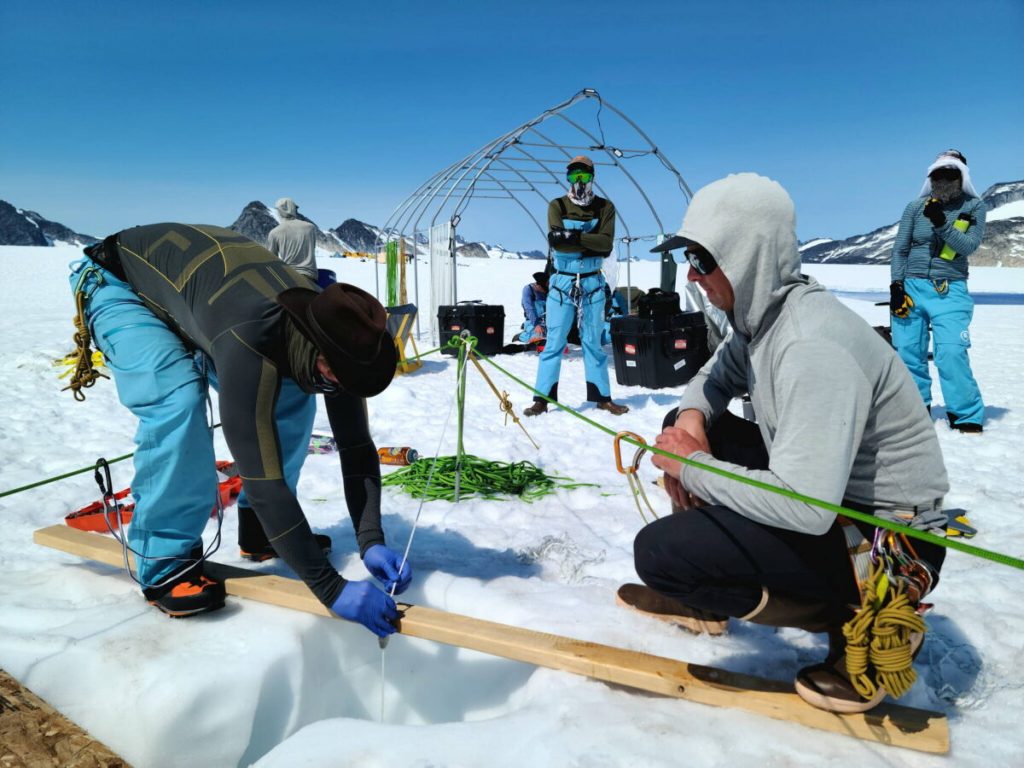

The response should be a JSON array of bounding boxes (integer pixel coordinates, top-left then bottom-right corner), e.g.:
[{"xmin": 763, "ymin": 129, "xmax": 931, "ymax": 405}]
[
  {"xmin": 613, "ymin": 431, "xmax": 658, "ymax": 524},
  {"xmin": 63, "ymin": 265, "xmax": 109, "ymax": 401},
  {"xmin": 842, "ymin": 529, "xmax": 933, "ymax": 700}
]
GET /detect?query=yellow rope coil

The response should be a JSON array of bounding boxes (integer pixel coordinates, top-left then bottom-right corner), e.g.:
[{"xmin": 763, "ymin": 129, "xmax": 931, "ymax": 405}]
[
  {"xmin": 843, "ymin": 562, "xmax": 926, "ymax": 700},
  {"xmin": 61, "ymin": 291, "xmax": 108, "ymax": 401}
]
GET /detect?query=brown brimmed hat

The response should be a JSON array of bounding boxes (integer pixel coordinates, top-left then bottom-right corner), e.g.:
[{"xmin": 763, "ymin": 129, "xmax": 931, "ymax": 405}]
[{"xmin": 276, "ymin": 283, "xmax": 397, "ymax": 397}]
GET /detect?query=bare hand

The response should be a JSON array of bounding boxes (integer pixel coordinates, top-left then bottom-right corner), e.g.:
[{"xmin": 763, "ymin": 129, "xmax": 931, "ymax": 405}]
[
  {"xmin": 663, "ymin": 472, "xmax": 705, "ymax": 510},
  {"xmin": 653, "ymin": 425, "xmax": 709, "ymax": 510}
]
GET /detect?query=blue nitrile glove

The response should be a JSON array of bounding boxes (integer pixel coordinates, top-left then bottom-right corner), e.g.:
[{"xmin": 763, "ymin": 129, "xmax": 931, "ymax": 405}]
[
  {"xmin": 363, "ymin": 544, "xmax": 413, "ymax": 595},
  {"xmin": 331, "ymin": 580, "xmax": 399, "ymax": 637}
]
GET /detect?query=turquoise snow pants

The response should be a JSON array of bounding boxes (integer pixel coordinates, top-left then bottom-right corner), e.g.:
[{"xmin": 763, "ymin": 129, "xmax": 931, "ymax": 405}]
[
  {"xmin": 68, "ymin": 258, "xmax": 315, "ymax": 589},
  {"xmin": 891, "ymin": 277, "xmax": 984, "ymax": 426},
  {"xmin": 535, "ymin": 271, "xmax": 610, "ymax": 402}
]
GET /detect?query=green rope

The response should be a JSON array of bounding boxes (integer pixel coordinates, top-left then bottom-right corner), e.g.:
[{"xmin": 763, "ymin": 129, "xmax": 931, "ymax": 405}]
[
  {"xmin": 0, "ymin": 452, "xmax": 135, "ymax": 499},
  {"xmin": 398, "ymin": 344, "xmax": 443, "ymax": 366},
  {"xmin": 382, "ymin": 334, "xmax": 594, "ymax": 503},
  {"xmin": 475, "ymin": 351, "xmax": 1024, "ymax": 572},
  {"xmin": 382, "ymin": 455, "xmax": 595, "ymax": 502},
  {"xmin": 0, "ymin": 423, "xmax": 222, "ymax": 500}
]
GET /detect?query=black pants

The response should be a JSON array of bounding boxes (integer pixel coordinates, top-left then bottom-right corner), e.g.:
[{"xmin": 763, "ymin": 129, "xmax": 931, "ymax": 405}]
[{"xmin": 634, "ymin": 410, "xmax": 862, "ymax": 622}]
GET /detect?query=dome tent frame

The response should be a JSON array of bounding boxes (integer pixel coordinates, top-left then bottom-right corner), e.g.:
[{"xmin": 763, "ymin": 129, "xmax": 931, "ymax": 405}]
[{"xmin": 374, "ymin": 88, "xmax": 694, "ymax": 340}]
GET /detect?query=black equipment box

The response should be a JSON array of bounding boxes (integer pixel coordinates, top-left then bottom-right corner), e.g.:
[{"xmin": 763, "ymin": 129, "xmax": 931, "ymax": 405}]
[
  {"xmin": 611, "ymin": 311, "xmax": 710, "ymax": 389},
  {"xmin": 438, "ymin": 301, "xmax": 506, "ymax": 356},
  {"xmin": 636, "ymin": 288, "xmax": 682, "ymax": 331}
]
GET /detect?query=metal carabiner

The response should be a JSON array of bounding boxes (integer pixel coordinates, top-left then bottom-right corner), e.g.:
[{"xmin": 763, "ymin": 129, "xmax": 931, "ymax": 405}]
[
  {"xmin": 613, "ymin": 432, "xmax": 659, "ymax": 524},
  {"xmin": 613, "ymin": 431, "xmax": 646, "ymax": 475}
]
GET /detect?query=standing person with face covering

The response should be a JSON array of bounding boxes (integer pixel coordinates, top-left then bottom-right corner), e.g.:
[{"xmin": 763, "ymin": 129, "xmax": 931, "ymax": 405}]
[
  {"xmin": 267, "ymin": 197, "xmax": 319, "ymax": 282},
  {"xmin": 524, "ymin": 156, "xmax": 629, "ymax": 416},
  {"xmin": 890, "ymin": 150, "xmax": 986, "ymax": 433}
]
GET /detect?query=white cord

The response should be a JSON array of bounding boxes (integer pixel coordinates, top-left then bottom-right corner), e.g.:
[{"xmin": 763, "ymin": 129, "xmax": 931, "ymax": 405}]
[{"xmin": 379, "ymin": 352, "xmax": 465, "ymax": 721}]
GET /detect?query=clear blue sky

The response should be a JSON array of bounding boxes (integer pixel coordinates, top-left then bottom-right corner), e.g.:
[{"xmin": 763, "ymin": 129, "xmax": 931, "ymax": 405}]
[{"xmin": 2, "ymin": 0, "xmax": 1022, "ymax": 251}]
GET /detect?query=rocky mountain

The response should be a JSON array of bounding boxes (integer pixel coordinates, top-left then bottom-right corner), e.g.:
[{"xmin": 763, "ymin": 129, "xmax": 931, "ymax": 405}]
[
  {"xmin": 0, "ymin": 195, "xmax": 548, "ymax": 260},
  {"xmin": 800, "ymin": 180, "xmax": 1024, "ymax": 267},
  {"xmin": 0, "ymin": 201, "xmax": 98, "ymax": 246},
  {"xmin": 330, "ymin": 219, "xmax": 381, "ymax": 253},
  {"xmin": 456, "ymin": 242, "xmax": 489, "ymax": 259}
]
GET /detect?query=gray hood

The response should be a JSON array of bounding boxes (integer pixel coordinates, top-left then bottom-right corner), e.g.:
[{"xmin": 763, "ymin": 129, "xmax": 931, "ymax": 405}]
[
  {"xmin": 276, "ymin": 197, "xmax": 298, "ymax": 220},
  {"xmin": 675, "ymin": 173, "xmax": 818, "ymax": 341}
]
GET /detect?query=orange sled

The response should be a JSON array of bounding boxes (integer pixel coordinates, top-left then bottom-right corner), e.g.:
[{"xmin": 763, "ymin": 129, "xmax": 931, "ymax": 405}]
[{"xmin": 65, "ymin": 461, "xmax": 242, "ymax": 533}]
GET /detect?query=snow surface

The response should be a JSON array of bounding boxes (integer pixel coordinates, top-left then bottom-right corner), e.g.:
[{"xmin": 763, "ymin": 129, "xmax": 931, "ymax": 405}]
[
  {"xmin": 1, "ymin": 246, "xmax": 1023, "ymax": 767},
  {"xmin": 988, "ymin": 199, "xmax": 1024, "ymax": 223}
]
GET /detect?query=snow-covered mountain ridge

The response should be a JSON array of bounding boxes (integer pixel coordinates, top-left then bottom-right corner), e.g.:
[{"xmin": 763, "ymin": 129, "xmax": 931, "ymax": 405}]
[
  {"xmin": 228, "ymin": 201, "xmax": 545, "ymax": 261},
  {"xmin": 800, "ymin": 180, "xmax": 1024, "ymax": 267},
  {"xmin": 4, "ymin": 181, "xmax": 1021, "ymax": 265}
]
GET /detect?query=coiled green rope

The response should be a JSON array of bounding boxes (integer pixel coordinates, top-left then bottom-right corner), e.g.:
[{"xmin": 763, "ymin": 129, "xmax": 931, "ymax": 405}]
[{"xmin": 381, "ymin": 455, "xmax": 595, "ymax": 502}]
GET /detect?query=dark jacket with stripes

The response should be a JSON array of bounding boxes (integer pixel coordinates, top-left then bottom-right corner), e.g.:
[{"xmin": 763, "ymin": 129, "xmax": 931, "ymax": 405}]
[{"xmin": 110, "ymin": 223, "xmax": 384, "ymax": 607}]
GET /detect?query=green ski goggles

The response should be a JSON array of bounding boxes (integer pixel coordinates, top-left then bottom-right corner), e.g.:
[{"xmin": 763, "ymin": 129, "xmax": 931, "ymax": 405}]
[{"xmin": 567, "ymin": 169, "xmax": 594, "ymax": 184}]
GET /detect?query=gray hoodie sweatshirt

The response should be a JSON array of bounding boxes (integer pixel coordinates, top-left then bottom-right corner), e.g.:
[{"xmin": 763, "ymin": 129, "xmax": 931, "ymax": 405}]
[
  {"xmin": 267, "ymin": 198, "xmax": 319, "ymax": 281},
  {"xmin": 675, "ymin": 174, "xmax": 948, "ymax": 535}
]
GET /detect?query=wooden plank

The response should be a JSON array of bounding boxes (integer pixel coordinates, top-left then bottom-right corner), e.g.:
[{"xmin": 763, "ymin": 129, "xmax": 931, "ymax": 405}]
[
  {"xmin": 0, "ymin": 668, "xmax": 129, "ymax": 767},
  {"xmin": 34, "ymin": 524, "xmax": 949, "ymax": 754}
]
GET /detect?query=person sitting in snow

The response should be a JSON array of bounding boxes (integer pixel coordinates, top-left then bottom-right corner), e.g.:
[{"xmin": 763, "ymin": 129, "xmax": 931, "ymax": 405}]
[
  {"xmin": 618, "ymin": 174, "xmax": 949, "ymax": 713},
  {"xmin": 524, "ymin": 155, "xmax": 628, "ymax": 417},
  {"xmin": 267, "ymin": 197, "xmax": 319, "ymax": 282},
  {"xmin": 68, "ymin": 224, "xmax": 410, "ymax": 636},
  {"xmin": 517, "ymin": 271, "xmax": 549, "ymax": 346}
]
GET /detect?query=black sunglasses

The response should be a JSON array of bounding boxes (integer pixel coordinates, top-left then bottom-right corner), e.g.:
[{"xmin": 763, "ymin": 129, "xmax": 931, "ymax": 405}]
[
  {"xmin": 312, "ymin": 368, "xmax": 341, "ymax": 394},
  {"xmin": 929, "ymin": 167, "xmax": 961, "ymax": 182},
  {"xmin": 685, "ymin": 248, "xmax": 718, "ymax": 276}
]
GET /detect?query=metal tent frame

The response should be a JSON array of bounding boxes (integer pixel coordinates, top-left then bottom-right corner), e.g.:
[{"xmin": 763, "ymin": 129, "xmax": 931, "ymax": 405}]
[{"xmin": 373, "ymin": 88, "xmax": 694, "ymax": 339}]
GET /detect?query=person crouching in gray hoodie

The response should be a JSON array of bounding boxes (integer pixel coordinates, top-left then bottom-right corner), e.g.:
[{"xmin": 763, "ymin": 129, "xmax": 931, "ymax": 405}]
[{"xmin": 619, "ymin": 173, "xmax": 949, "ymax": 714}]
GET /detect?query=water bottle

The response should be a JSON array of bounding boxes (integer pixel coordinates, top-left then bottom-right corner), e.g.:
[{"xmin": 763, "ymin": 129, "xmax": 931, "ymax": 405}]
[
  {"xmin": 938, "ymin": 214, "xmax": 971, "ymax": 261},
  {"xmin": 377, "ymin": 447, "xmax": 419, "ymax": 466}
]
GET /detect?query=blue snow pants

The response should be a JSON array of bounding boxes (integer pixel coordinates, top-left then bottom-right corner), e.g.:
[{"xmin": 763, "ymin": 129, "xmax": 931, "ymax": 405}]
[
  {"xmin": 534, "ymin": 271, "xmax": 610, "ymax": 402},
  {"xmin": 891, "ymin": 277, "xmax": 984, "ymax": 426},
  {"xmin": 68, "ymin": 258, "xmax": 315, "ymax": 588}
]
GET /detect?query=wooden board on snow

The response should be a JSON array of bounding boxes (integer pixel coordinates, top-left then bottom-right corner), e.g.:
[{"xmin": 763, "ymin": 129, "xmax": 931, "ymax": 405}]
[
  {"xmin": 0, "ymin": 668, "xmax": 128, "ymax": 767},
  {"xmin": 34, "ymin": 524, "xmax": 949, "ymax": 755}
]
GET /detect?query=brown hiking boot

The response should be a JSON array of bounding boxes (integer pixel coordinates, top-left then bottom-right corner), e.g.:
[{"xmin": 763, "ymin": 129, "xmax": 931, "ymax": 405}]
[
  {"xmin": 597, "ymin": 401, "xmax": 629, "ymax": 416},
  {"xmin": 523, "ymin": 401, "xmax": 548, "ymax": 417},
  {"xmin": 794, "ymin": 630, "xmax": 924, "ymax": 713},
  {"xmin": 616, "ymin": 583, "xmax": 728, "ymax": 636}
]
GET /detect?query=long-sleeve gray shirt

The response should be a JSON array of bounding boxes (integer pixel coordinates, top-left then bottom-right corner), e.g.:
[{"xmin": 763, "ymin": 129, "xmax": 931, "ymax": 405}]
[
  {"xmin": 671, "ymin": 174, "xmax": 948, "ymax": 535},
  {"xmin": 267, "ymin": 218, "xmax": 319, "ymax": 281}
]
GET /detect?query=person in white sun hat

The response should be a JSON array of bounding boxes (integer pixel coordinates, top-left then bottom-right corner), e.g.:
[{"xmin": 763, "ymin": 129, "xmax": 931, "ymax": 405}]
[{"xmin": 890, "ymin": 149, "xmax": 987, "ymax": 433}]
